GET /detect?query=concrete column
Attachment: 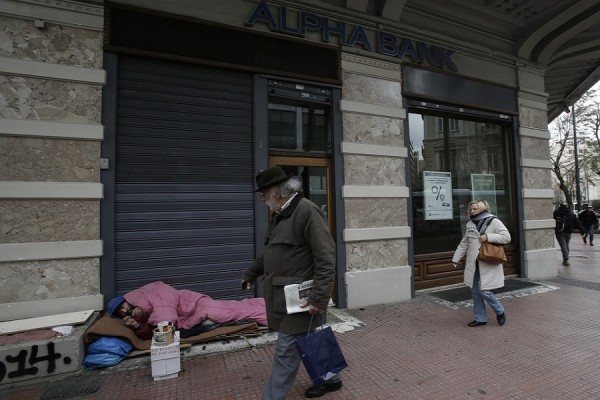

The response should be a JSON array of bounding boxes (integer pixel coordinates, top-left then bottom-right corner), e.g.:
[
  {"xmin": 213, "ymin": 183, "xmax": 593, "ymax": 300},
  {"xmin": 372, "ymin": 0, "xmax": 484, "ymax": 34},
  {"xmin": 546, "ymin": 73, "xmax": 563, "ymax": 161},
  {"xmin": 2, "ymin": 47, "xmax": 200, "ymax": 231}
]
[{"xmin": 516, "ymin": 64, "xmax": 558, "ymax": 278}]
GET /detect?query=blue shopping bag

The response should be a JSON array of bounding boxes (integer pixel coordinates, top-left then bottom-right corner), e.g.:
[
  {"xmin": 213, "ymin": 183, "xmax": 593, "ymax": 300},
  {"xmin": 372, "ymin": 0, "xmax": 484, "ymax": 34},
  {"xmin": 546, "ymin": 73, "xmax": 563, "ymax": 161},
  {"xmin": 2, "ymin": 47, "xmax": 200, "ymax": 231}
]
[{"xmin": 295, "ymin": 315, "xmax": 348, "ymax": 385}]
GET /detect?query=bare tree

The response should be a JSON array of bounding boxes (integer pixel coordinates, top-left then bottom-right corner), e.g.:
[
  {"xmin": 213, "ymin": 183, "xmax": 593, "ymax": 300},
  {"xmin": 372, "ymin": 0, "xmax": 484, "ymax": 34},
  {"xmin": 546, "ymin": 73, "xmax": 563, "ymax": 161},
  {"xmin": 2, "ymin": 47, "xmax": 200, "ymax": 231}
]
[
  {"xmin": 579, "ymin": 95, "xmax": 600, "ymax": 176},
  {"xmin": 550, "ymin": 112, "xmax": 576, "ymax": 207},
  {"xmin": 550, "ymin": 89, "xmax": 600, "ymax": 208}
]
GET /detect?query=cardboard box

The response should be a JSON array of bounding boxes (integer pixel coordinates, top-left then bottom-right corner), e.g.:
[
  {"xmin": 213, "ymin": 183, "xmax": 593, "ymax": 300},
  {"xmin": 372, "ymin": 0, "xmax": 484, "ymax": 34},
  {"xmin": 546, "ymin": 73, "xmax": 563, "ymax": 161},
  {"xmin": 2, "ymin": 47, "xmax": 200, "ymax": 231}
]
[{"xmin": 151, "ymin": 331, "xmax": 181, "ymax": 380}]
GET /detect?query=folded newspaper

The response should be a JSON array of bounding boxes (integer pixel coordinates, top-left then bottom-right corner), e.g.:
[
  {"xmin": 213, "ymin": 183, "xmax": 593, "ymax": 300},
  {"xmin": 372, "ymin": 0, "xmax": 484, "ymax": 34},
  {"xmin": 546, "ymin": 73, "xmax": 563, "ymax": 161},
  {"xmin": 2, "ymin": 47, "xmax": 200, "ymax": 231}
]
[{"xmin": 284, "ymin": 280, "xmax": 314, "ymax": 314}]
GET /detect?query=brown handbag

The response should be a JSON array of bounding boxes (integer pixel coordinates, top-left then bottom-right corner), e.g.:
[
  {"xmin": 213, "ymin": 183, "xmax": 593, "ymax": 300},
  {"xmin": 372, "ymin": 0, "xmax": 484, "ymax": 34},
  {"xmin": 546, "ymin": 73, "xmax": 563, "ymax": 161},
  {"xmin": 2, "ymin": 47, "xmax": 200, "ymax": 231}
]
[{"xmin": 478, "ymin": 241, "xmax": 507, "ymax": 264}]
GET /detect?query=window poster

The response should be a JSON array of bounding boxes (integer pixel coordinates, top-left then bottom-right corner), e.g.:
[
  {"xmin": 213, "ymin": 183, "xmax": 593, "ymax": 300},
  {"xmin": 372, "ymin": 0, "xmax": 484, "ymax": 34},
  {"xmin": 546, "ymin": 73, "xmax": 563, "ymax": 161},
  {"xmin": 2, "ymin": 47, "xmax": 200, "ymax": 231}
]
[
  {"xmin": 471, "ymin": 174, "xmax": 497, "ymax": 214},
  {"xmin": 423, "ymin": 171, "xmax": 453, "ymax": 220}
]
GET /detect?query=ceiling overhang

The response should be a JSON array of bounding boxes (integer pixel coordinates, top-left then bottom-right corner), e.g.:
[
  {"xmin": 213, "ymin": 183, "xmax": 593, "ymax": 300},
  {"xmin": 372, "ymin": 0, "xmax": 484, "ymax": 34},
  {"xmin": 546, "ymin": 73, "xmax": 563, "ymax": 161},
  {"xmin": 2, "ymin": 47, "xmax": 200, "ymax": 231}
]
[{"xmin": 313, "ymin": 0, "xmax": 600, "ymax": 122}]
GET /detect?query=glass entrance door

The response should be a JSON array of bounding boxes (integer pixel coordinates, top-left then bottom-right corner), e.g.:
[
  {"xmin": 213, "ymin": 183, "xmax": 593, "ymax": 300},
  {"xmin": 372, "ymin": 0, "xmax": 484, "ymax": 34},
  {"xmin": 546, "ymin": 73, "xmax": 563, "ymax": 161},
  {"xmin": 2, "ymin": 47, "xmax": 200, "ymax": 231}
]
[
  {"xmin": 265, "ymin": 79, "xmax": 338, "ymax": 302},
  {"xmin": 266, "ymin": 79, "xmax": 334, "ymax": 234},
  {"xmin": 269, "ymin": 156, "xmax": 334, "ymax": 235}
]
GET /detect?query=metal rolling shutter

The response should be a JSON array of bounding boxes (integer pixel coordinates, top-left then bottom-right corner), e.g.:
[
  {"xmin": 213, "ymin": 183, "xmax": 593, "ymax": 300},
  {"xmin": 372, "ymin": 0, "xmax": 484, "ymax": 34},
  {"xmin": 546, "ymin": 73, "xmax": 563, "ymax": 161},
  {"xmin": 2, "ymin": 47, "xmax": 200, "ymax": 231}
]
[{"xmin": 114, "ymin": 56, "xmax": 254, "ymax": 299}]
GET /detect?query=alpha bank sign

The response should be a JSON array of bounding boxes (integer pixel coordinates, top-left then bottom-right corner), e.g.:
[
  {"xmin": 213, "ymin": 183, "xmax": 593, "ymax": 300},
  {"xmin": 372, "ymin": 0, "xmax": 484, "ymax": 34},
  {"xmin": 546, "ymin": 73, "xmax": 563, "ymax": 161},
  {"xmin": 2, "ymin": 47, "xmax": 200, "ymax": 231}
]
[{"xmin": 245, "ymin": 1, "xmax": 458, "ymax": 72}]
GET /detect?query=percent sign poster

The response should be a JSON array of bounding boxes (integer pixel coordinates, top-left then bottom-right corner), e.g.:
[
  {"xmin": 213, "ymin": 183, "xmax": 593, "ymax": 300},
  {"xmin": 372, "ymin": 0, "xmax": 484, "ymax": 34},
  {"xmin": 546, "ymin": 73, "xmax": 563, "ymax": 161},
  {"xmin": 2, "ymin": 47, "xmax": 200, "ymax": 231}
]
[{"xmin": 423, "ymin": 171, "xmax": 453, "ymax": 220}]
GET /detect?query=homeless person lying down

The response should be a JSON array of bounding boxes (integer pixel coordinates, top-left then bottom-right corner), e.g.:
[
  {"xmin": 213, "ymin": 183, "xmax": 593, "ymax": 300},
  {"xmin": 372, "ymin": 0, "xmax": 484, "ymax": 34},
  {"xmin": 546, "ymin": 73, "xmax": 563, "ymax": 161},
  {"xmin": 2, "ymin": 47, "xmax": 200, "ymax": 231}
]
[{"xmin": 107, "ymin": 281, "xmax": 268, "ymax": 340}]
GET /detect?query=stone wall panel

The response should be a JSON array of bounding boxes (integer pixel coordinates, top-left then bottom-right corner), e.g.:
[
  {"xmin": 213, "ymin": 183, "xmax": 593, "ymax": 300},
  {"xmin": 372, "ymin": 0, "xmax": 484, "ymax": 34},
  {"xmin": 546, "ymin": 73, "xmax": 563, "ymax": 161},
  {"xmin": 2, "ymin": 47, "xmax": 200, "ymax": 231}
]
[
  {"xmin": 0, "ymin": 258, "xmax": 100, "ymax": 302},
  {"xmin": 522, "ymin": 199, "xmax": 554, "ymax": 220},
  {"xmin": 521, "ymin": 137, "xmax": 551, "ymax": 159},
  {"xmin": 522, "ymin": 167, "xmax": 553, "ymax": 190},
  {"xmin": 524, "ymin": 229, "xmax": 555, "ymax": 251},
  {"xmin": 1, "ymin": 200, "xmax": 99, "ymax": 243},
  {"xmin": 344, "ymin": 155, "xmax": 405, "ymax": 186},
  {"xmin": 342, "ymin": 72, "xmax": 402, "ymax": 107},
  {"xmin": 0, "ymin": 16, "xmax": 103, "ymax": 68},
  {"xmin": 346, "ymin": 239, "xmax": 407, "ymax": 270},
  {"xmin": 0, "ymin": 75, "xmax": 101, "ymax": 122},
  {"xmin": 0, "ymin": 137, "xmax": 99, "ymax": 181},
  {"xmin": 345, "ymin": 198, "xmax": 406, "ymax": 228},
  {"xmin": 342, "ymin": 113, "xmax": 403, "ymax": 146},
  {"xmin": 519, "ymin": 106, "xmax": 547, "ymax": 129}
]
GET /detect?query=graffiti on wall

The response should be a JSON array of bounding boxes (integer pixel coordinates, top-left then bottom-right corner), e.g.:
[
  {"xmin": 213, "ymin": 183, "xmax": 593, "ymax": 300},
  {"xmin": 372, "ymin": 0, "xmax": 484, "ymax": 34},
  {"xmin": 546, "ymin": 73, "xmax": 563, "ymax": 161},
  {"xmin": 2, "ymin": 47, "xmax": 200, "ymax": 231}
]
[{"xmin": 0, "ymin": 342, "xmax": 72, "ymax": 384}]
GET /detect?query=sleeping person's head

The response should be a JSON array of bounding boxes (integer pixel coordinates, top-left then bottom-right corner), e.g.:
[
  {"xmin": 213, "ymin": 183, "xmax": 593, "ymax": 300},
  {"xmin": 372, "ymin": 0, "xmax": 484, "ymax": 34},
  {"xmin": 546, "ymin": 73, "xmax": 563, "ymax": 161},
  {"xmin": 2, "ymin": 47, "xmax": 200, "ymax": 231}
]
[{"xmin": 107, "ymin": 296, "xmax": 136, "ymax": 318}]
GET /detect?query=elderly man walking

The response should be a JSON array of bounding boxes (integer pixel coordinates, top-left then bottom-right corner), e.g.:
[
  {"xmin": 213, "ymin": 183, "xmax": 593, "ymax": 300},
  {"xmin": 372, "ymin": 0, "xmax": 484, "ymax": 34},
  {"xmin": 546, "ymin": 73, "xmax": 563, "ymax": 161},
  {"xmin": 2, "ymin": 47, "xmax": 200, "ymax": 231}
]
[{"xmin": 242, "ymin": 166, "xmax": 341, "ymax": 399}]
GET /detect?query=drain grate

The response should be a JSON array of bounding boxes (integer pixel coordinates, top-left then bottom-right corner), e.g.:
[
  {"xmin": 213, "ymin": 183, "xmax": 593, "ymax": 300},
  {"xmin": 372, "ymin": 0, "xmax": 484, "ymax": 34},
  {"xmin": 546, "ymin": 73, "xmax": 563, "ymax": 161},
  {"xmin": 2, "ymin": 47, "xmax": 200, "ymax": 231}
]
[{"xmin": 40, "ymin": 376, "xmax": 102, "ymax": 400}]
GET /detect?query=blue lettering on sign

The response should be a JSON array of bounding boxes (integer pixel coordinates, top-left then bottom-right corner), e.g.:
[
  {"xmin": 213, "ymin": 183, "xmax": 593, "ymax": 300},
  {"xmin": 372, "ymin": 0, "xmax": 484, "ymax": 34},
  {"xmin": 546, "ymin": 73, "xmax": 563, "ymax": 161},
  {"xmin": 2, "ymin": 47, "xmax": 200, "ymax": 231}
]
[
  {"xmin": 322, "ymin": 18, "xmax": 346, "ymax": 45},
  {"xmin": 300, "ymin": 11, "xmax": 322, "ymax": 37},
  {"xmin": 280, "ymin": 6, "xmax": 299, "ymax": 35},
  {"xmin": 398, "ymin": 38, "xmax": 419, "ymax": 62},
  {"xmin": 347, "ymin": 25, "xmax": 373, "ymax": 51},
  {"xmin": 377, "ymin": 31, "xmax": 398, "ymax": 56},
  {"xmin": 245, "ymin": 1, "xmax": 458, "ymax": 71},
  {"xmin": 245, "ymin": 1, "xmax": 278, "ymax": 30},
  {"xmin": 439, "ymin": 48, "xmax": 458, "ymax": 71}
]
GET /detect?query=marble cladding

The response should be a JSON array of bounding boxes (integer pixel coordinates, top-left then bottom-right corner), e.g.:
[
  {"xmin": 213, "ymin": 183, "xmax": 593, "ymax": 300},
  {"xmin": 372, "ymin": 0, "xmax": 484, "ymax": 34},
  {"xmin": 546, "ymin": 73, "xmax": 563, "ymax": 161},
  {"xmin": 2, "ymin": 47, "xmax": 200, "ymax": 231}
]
[
  {"xmin": 0, "ymin": 75, "xmax": 102, "ymax": 122},
  {"xmin": 342, "ymin": 113, "xmax": 404, "ymax": 146},
  {"xmin": 343, "ymin": 155, "xmax": 405, "ymax": 186},
  {"xmin": 345, "ymin": 198, "xmax": 406, "ymax": 229},
  {"xmin": 0, "ymin": 137, "xmax": 100, "ymax": 181},
  {"xmin": 0, "ymin": 16, "xmax": 103, "ymax": 68},
  {"xmin": 522, "ymin": 198, "xmax": 554, "ymax": 221},
  {"xmin": 342, "ymin": 71, "xmax": 402, "ymax": 107},
  {"xmin": 521, "ymin": 136, "xmax": 551, "ymax": 160},
  {"xmin": 1, "ymin": 200, "xmax": 99, "ymax": 243},
  {"xmin": 346, "ymin": 239, "xmax": 407, "ymax": 271},
  {"xmin": 0, "ymin": 258, "xmax": 100, "ymax": 303},
  {"xmin": 0, "ymin": 14, "xmax": 104, "ymax": 306},
  {"xmin": 519, "ymin": 105, "xmax": 548, "ymax": 130},
  {"xmin": 522, "ymin": 167, "xmax": 553, "ymax": 190},
  {"xmin": 524, "ymin": 229, "xmax": 555, "ymax": 251},
  {"xmin": 340, "ymin": 68, "xmax": 408, "ymax": 274}
]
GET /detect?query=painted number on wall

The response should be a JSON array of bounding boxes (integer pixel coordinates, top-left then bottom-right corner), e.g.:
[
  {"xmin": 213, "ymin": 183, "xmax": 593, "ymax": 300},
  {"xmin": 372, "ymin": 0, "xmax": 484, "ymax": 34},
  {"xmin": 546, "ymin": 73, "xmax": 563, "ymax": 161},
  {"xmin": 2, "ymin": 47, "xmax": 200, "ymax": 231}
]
[{"xmin": 0, "ymin": 343, "xmax": 71, "ymax": 383}]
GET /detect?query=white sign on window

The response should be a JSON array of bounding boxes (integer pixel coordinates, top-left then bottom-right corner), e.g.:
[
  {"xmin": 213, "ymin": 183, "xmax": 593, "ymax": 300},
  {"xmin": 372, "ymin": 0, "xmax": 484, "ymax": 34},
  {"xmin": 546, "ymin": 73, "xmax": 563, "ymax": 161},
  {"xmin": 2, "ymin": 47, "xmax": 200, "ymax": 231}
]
[
  {"xmin": 471, "ymin": 174, "xmax": 497, "ymax": 214},
  {"xmin": 423, "ymin": 171, "xmax": 453, "ymax": 220}
]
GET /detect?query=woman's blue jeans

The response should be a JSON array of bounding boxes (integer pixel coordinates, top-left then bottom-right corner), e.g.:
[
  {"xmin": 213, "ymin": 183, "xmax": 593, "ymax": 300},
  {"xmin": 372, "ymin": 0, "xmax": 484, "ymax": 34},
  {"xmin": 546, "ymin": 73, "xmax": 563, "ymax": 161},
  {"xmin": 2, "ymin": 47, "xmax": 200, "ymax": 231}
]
[
  {"xmin": 472, "ymin": 264, "xmax": 504, "ymax": 322},
  {"xmin": 582, "ymin": 225, "xmax": 595, "ymax": 242}
]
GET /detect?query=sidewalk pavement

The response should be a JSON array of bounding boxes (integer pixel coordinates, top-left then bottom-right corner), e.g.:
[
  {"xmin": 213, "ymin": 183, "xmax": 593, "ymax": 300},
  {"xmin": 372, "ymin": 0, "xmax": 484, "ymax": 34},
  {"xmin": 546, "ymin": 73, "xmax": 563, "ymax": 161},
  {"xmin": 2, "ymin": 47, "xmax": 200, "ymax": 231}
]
[{"xmin": 3, "ymin": 236, "xmax": 600, "ymax": 400}]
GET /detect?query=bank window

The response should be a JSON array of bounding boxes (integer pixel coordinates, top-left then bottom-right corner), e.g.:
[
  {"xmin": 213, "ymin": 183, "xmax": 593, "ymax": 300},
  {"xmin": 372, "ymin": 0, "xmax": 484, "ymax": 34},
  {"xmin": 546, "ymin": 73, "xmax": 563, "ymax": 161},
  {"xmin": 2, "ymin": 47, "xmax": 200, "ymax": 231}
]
[
  {"xmin": 268, "ymin": 102, "xmax": 331, "ymax": 154},
  {"xmin": 449, "ymin": 118, "xmax": 459, "ymax": 134},
  {"xmin": 408, "ymin": 111, "xmax": 515, "ymax": 255},
  {"xmin": 436, "ymin": 117, "xmax": 444, "ymax": 135},
  {"xmin": 434, "ymin": 151, "xmax": 446, "ymax": 170}
]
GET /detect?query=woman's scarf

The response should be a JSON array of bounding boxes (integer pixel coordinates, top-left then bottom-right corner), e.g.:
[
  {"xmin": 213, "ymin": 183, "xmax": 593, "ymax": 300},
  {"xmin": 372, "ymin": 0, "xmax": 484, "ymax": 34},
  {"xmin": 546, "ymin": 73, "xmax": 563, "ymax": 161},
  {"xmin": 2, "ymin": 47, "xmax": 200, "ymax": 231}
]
[{"xmin": 471, "ymin": 211, "xmax": 496, "ymax": 233}]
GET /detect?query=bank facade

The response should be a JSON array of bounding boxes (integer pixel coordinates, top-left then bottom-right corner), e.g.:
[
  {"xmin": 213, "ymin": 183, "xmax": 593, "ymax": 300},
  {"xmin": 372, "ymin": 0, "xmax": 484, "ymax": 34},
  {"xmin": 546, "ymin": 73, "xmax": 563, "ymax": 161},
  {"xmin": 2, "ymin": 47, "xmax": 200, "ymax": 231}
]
[{"xmin": 1, "ymin": 0, "xmax": 560, "ymax": 319}]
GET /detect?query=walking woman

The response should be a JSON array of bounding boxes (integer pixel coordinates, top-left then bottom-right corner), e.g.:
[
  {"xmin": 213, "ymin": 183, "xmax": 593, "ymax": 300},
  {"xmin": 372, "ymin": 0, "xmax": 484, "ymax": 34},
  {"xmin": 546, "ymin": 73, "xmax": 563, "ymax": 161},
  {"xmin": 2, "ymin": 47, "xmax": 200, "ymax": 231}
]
[{"xmin": 452, "ymin": 199, "xmax": 511, "ymax": 327}]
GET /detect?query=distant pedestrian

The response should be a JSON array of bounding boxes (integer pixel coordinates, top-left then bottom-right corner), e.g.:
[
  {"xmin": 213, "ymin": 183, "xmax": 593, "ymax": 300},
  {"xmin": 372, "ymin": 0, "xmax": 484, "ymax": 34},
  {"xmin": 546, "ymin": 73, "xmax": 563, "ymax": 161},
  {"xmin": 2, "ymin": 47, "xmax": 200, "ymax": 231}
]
[
  {"xmin": 578, "ymin": 205, "xmax": 599, "ymax": 246},
  {"xmin": 452, "ymin": 199, "xmax": 511, "ymax": 327},
  {"xmin": 553, "ymin": 201, "xmax": 583, "ymax": 266}
]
